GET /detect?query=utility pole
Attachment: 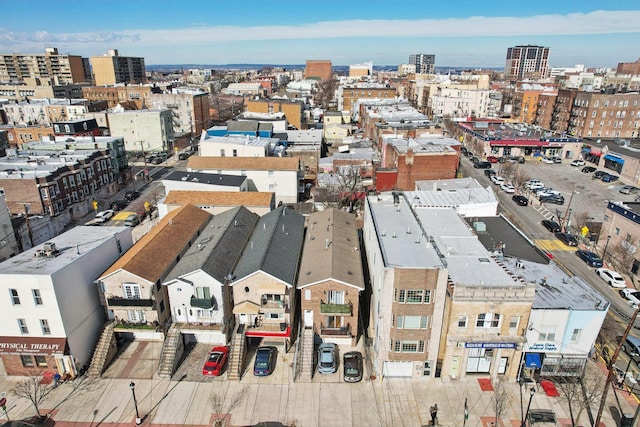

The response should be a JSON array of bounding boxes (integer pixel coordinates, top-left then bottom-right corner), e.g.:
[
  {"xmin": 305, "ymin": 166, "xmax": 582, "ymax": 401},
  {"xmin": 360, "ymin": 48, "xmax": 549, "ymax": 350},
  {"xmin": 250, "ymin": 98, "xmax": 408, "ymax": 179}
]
[
  {"xmin": 561, "ymin": 188, "xmax": 576, "ymax": 232},
  {"xmin": 594, "ymin": 306, "xmax": 640, "ymax": 426}
]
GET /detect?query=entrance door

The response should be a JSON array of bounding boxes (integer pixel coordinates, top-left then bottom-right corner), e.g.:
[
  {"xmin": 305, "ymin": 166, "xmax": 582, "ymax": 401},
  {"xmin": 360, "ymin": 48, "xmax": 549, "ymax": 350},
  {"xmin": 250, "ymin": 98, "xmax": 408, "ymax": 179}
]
[
  {"xmin": 498, "ymin": 357, "xmax": 508, "ymax": 374},
  {"xmin": 450, "ymin": 357, "xmax": 460, "ymax": 379},
  {"xmin": 304, "ymin": 310, "xmax": 313, "ymax": 327}
]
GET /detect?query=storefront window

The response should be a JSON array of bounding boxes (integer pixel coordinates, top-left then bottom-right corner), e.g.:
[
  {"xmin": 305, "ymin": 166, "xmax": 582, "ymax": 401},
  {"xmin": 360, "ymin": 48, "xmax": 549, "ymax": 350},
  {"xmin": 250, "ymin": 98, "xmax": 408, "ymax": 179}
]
[{"xmin": 20, "ymin": 355, "xmax": 34, "ymax": 367}]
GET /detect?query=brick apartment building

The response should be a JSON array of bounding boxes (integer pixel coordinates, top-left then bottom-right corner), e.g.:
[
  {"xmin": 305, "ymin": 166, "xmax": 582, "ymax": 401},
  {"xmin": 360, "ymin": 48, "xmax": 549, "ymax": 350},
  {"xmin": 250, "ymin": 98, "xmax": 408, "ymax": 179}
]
[
  {"xmin": 568, "ymin": 92, "xmax": 640, "ymax": 139},
  {"xmin": 304, "ymin": 60, "xmax": 333, "ymax": 81},
  {"xmin": 82, "ymin": 85, "xmax": 155, "ymax": 109},
  {"xmin": 246, "ymin": 99, "xmax": 304, "ymax": 130}
]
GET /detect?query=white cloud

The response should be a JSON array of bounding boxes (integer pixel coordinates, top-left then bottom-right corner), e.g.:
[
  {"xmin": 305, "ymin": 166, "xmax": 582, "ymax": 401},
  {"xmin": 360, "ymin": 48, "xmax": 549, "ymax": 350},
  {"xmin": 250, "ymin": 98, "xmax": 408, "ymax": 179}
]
[{"xmin": 2, "ymin": 10, "xmax": 640, "ymax": 49}]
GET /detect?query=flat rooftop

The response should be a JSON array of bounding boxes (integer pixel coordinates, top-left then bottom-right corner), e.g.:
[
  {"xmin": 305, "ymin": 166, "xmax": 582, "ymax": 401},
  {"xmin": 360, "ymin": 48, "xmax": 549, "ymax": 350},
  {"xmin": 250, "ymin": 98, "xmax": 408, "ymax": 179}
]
[
  {"xmin": 409, "ymin": 178, "xmax": 498, "ymax": 206},
  {"xmin": 414, "ymin": 207, "xmax": 522, "ymax": 288},
  {"xmin": 501, "ymin": 257, "xmax": 608, "ymax": 311},
  {"xmin": 366, "ymin": 193, "xmax": 443, "ymax": 268},
  {"xmin": 0, "ymin": 152, "xmax": 98, "ymax": 179},
  {"xmin": 0, "ymin": 226, "xmax": 129, "ymax": 275},
  {"xmin": 200, "ymin": 134, "xmax": 278, "ymax": 148},
  {"xmin": 163, "ymin": 171, "xmax": 247, "ymax": 187},
  {"xmin": 381, "ymin": 135, "xmax": 459, "ymax": 154}
]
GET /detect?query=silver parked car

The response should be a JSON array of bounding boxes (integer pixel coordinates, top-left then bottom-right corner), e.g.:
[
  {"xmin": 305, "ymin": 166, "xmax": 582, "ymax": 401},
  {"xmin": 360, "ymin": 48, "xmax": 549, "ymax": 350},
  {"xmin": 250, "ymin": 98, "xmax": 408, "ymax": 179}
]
[{"xmin": 317, "ymin": 342, "xmax": 337, "ymax": 374}]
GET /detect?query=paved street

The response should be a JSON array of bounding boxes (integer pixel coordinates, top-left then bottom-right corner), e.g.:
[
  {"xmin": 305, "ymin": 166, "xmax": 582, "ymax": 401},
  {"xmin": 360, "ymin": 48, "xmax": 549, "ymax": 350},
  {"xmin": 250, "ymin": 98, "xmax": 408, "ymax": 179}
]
[{"xmin": 0, "ymin": 346, "xmax": 637, "ymax": 427}]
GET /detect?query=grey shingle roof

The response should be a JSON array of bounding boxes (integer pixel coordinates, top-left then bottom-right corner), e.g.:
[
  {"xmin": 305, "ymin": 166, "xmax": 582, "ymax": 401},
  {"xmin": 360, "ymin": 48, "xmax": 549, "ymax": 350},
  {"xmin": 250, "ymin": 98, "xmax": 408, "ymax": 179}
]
[
  {"xmin": 233, "ymin": 205, "xmax": 305, "ymax": 285},
  {"xmin": 228, "ymin": 121, "xmax": 259, "ymax": 133},
  {"xmin": 164, "ymin": 206, "xmax": 259, "ymax": 283}
]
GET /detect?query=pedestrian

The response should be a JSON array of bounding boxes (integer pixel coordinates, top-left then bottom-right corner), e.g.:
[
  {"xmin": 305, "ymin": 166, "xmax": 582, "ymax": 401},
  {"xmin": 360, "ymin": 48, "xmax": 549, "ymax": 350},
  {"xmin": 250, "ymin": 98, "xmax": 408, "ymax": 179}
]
[
  {"xmin": 53, "ymin": 372, "xmax": 61, "ymax": 387},
  {"xmin": 430, "ymin": 403, "xmax": 438, "ymax": 426},
  {"xmin": 254, "ymin": 316, "xmax": 259, "ymax": 328}
]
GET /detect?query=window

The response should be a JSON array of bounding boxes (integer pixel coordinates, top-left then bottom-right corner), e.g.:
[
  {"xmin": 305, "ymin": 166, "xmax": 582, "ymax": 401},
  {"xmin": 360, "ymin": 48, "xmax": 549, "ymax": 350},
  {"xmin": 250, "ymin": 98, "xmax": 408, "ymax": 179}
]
[
  {"xmin": 10, "ymin": 288, "xmax": 20, "ymax": 305},
  {"xmin": 34, "ymin": 355, "xmax": 48, "ymax": 367},
  {"xmin": 327, "ymin": 290, "xmax": 344, "ymax": 304},
  {"xmin": 458, "ymin": 316, "xmax": 468, "ymax": 328},
  {"xmin": 123, "ymin": 283, "xmax": 141, "ymax": 299},
  {"xmin": 40, "ymin": 319, "xmax": 51, "ymax": 335},
  {"xmin": 304, "ymin": 290, "xmax": 311, "ymax": 300},
  {"xmin": 538, "ymin": 326, "xmax": 556, "ymax": 342},
  {"xmin": 20, "ymin": 355, "xmax": 34, "ymax": 367},
  {"xmin": 268, "ymin": 170, "xmax": 274, "ymax": 177},
  {"xmin": 397, "ymin": 315, "xmax": 428, "ymax": 329},
  {"xmin": 509, "ymin": 316, "xmax": 520, "ymax": 332},
  {"xmin": 476, "ymin": 313, "xmax": 501, "ymax": 328},
  {"xmin": 18, "ymin": 319, "xmax": 28, "ymax": 334},
  {"xmin": 233, "ymin": 149, "xmax": 237, "ymax": 157},
  {"xmin": 571, "ymin": 328, "xmax": 582, "ymax": 342},
  {"xmin": 268, "ymin": 184, "xmax": 275, "ymax": 192},
  {"xmin": 32, "ymin": 289, "xmax": 43, "ymax": 305},
  {"xmin": 267, "ymin": 312, "xmax": 283, "ymax": 320},
  {"xmin": 127, "ymin": 310, "xmax": 145, "ymax": 323},
  {"xmin": 220, "ymin": 149, "xmax": 225, "ymax": 157},
  {"xmin": 392, "ymin": 340, "xmax": 424, "ymax": 353},
  {"xmin": 195, "ymin": 287, "xmax": 211, "ymax": 299}
]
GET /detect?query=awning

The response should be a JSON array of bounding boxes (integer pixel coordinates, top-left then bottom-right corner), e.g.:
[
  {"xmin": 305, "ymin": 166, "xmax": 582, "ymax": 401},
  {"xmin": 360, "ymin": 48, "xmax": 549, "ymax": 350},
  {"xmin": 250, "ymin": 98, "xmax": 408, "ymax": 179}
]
[
  {"xmin": 490, "ymin": 140, "xmax": 546, "ymax": 147},
  {"xmin": 590, "ymin": 150, "xmax": 602, "ymax": 156},
  {"xmin": 525, "ymin": 353, "xmax": 542, "ymax": 368},
  {"xmin": 232, "ymin": 300, "xmax": 261, "ymax": 314},
  {"xmin": 245, "ymin": 326, "xmax": 291, "ymax": 338},
  {"xmin": 603, "ymin": 154, "xmax": 624, "ymax": 165},
  {"xmin": 581, "ymin": 147, "xmax": 591, "ymax": 153}
]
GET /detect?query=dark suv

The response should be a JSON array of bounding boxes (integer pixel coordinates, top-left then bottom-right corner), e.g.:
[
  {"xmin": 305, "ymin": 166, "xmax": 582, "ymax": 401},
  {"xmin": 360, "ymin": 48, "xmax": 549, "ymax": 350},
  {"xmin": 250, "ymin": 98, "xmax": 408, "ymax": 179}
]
[
  {"xmin": 474, "ymin": 161, "xmax": 491, "ymax": 169},
  {"xmin": 539, "ymin": 194, "xmax": 565, "ymax": 205},
  {"xmin": 124, "ymin": 191, "xmax": 140, "ymax": 201},
  {"xmin": 541, "ymin": 220, "xmax": 561, "ymax": 233},
  {"xmin": 512, "ymin": 195, "xmax": 529, "ymax": 206}
]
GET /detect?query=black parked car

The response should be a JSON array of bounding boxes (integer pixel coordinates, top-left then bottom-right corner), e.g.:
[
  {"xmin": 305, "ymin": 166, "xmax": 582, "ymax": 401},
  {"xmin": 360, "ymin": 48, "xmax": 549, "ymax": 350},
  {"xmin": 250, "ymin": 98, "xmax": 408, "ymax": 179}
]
[
  {"xmin": 343, "ymin": 351, "xmax": 363, "ymax": 383},
  {"xmin": 474, "ymin": 161, "xmax": 492, "ymax": 169},
  {"xmin": 541, "ymin": 220, "xmax": 561, "ymax": 233},
  {"xmin": 111, "ymin": 199, "xmax": 129, "ymax": 211},
  {"xmin": 602, "ymin": 174, "xmax": 619, "ymax": 183},
  {"xmin": 484, "ymin": 169, "xmax": 496, "ymax": 177},
  {"xmin": 471, "ymin": 156, "xmax": 480, "ymax": 164},
  {"xmin": 555, "ymin": 232, "xmax": 578, "ymax": 246},
  {"xmin": 576, "ymin": 249, "xmax": 604, "ymax": 268},
  {"xmin": 512, "ymin": 195, "xmax": 529, "ymax": 206},
  {"xmin": 124, "ymin": 191, "xmax": 140, "ymax": 201},
  {"xmin": 539, "ymin": 194, "xmax": 565, "ymax": 205},
  {"xmin": 253, "ymin": 346, "xmax": 277, "ymax": 376},
  {"xmin": 581, "ymin": 166, "xmax": 597, "ymax": 173},
  {"xmin": 593, "ymin": 170, "xmax": 608, "ymax": 179}
]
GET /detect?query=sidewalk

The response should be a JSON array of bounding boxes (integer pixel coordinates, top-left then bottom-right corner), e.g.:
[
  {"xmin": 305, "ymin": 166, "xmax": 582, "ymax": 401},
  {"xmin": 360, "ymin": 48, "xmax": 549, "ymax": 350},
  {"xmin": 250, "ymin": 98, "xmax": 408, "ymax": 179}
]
[{"xmin": 0, "ymin": 365, "xmax": 634, "ymax": 426}]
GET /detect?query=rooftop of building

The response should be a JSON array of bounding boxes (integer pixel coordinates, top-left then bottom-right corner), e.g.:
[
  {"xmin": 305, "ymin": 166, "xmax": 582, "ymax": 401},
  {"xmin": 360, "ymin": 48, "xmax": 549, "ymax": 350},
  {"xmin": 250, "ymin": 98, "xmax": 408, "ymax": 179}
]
[
  {"xmin": 0, "ymin": 226, "xmax": 130, "ymax": 275},
  {"xmin": 458, "ymin": 119, "xmax": 581, "ymax": 143},
  {"xmin": 162, "ymin": 170, "xmax": 248, "ymax": 187},
  {"xmin": 164, "ymin": 190, "xmax": 274, "ymax": 206},
  {"xmin": 413, "ymin": 207, "xmax": 522, "ymax": 288},
  {"xmin": 200, "ymin": 133, "xmax": 278, "ymax": 148},
  {"xmin": 381, "ymin": 134, "xmax": 460, "ymax": 154},
  {"xmin": 501, "ymin": 257, "xmax": 608, "ymax": 311},
  {"xmin": 365, "ymin": 192, "xmax": 443, "ymax": 269},
  {"xmin": 0, "ymin": 150, "xmax": 102, "ymax": 179},
  {"xmin": 408, "ymin": 177, "xmax": 498, "ymax": 207}
]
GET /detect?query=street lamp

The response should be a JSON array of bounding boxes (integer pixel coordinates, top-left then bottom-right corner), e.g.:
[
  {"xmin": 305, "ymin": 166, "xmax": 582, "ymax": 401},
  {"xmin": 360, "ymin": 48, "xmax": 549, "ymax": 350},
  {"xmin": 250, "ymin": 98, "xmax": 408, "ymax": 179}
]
[
  {"xmin": 602, "ymin": 235, "xmax": 612, "ymax": 263},
  {"xmin": 521, "ymin": 387, "xmax": 535, "ymax": 427},
  {"xmin": 129, "ymin": 381, "xmax": 141, "ymax": 425}
]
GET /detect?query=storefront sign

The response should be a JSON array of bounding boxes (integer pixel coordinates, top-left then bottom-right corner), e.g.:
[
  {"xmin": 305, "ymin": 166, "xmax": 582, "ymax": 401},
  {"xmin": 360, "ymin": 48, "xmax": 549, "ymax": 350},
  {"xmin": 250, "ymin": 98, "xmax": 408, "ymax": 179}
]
[
  {"xmin": 0, "ymin": 337, "xmax": 66, "ymax": 355},
  {"xmin": 529, "ymin": 343, "xmax": 558, "ymax": 351},
  {"xmin": 465, "ymin": 342, "xmax": 516, "ymax": 349}
]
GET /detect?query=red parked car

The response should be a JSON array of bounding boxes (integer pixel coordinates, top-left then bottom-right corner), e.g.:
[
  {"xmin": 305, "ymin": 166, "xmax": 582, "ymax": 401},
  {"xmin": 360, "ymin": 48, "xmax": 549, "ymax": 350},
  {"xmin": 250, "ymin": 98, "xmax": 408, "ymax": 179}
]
[
  {"xmin": 202, "ymin": 346, "xmax": 229, "ymax": 376},
  {"xmin": 486, "ymin": 156, "xmax": 499, "ymax": 163}
]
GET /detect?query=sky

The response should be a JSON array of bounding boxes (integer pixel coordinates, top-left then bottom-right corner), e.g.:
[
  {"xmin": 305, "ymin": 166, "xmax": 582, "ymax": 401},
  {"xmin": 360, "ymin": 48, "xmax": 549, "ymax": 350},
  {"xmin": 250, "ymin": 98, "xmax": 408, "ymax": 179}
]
[{"xmin": 1, "ymin": 0, "xmax": 640, "ymax": 68}]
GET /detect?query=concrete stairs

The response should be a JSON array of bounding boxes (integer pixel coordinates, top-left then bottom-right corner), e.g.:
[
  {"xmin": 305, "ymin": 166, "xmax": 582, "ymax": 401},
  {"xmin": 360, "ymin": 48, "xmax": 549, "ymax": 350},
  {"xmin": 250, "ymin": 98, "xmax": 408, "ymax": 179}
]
[
  {"xmin": 298, "ymin": 326, "xmax": 315, "ymax": 382},
  {"xmin": 87, "ymin": 320, "xmax": 116, "ymax": 378},
  {"xmin": 157, "ymin": 324, "xmax": 181, "ymax": 378},
  {"xmin": 227, "ymin": 325, "xmax": 246, "ymax": 381}
]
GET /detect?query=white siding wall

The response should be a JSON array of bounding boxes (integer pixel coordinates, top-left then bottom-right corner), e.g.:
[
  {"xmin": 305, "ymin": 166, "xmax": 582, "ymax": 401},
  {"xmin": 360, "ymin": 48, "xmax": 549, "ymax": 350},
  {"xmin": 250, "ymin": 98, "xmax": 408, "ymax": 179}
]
[
  {"xmin": 165, "ymin": 271, "xmax": 225, "ymax": 325},
  {"xmin": 200, "ymin": 141, "xmax": 266, "ymax": 158}
]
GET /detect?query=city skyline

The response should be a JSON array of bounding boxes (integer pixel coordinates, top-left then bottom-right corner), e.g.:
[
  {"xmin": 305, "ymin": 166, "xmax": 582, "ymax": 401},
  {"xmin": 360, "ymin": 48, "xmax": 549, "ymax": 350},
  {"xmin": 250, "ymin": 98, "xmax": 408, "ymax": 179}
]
[{"xmin": 1, "ymin": 1, "xmax": 640, "ymax": 68}]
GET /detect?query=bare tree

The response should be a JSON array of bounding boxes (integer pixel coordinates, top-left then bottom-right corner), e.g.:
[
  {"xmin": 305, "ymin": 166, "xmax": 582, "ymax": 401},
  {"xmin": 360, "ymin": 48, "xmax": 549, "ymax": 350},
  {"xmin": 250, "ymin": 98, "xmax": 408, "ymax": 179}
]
[
  {"xmin": 11, "ymin": 374, "xmax": 54, "ymax": 419},
  {"xmin": 556, "ymin": 363, "xmax": 605, "ymax": 426},
  {"xmin": 314, "ymin": 79, "xmax": 338, "ymax": 110},
  {"xmin": 609, "ymin": 234, "xmax": 638, "ymax": 275},
  {"xmin": 209, "ymin": 386, "xmax": 248, "ymax": 426},
  {"xmin": 490, "ymin": 378, "xmax": 511, "ymax": 427},
  {"xmin": 501, "ymin": 162, "xmax": 515, "ymax": 180},
  {"xmin": 572, "ymin": 212, "xmax": 591, "ymax": 235},
  {"xmin": 514, "ymin": 171, "xmax": 531, "ymax": 191}
]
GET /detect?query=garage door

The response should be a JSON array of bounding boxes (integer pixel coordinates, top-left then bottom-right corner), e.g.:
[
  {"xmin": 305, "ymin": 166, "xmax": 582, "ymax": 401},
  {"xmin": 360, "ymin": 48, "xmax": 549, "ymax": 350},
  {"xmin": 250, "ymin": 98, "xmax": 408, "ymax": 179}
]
[{"xmin": 383, "ymin": 361, "xmax": 413, "ymax": 377}]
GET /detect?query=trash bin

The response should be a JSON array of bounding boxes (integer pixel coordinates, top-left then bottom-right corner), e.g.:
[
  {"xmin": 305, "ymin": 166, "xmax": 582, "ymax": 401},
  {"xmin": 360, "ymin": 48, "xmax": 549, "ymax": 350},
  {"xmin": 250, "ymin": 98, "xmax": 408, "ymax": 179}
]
[{"xmin": 621, "ymin": 414, "xmax": 634, "ymax": 427}]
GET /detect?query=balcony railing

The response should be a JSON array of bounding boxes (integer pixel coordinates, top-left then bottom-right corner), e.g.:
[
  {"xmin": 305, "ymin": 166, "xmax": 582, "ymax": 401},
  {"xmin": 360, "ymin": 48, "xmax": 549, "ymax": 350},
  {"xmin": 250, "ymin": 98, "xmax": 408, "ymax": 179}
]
[
  {"xmin": 260, "ymin": 298, "xmax": 289, "ymax": 313},
  {"xmin": 190, "ymin": 296, "xmax": 217, "ymax": 310},
  {"xmin": 107, "ymin": 297, "xmax": 154, "ymax": 307},
  {"xmin": 320, "ymin": 322, "xmax": 352, "ymax": 336},
  {"xmin": 320, "ymin": 301, "xmax": 352, "ymax": 315}
]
